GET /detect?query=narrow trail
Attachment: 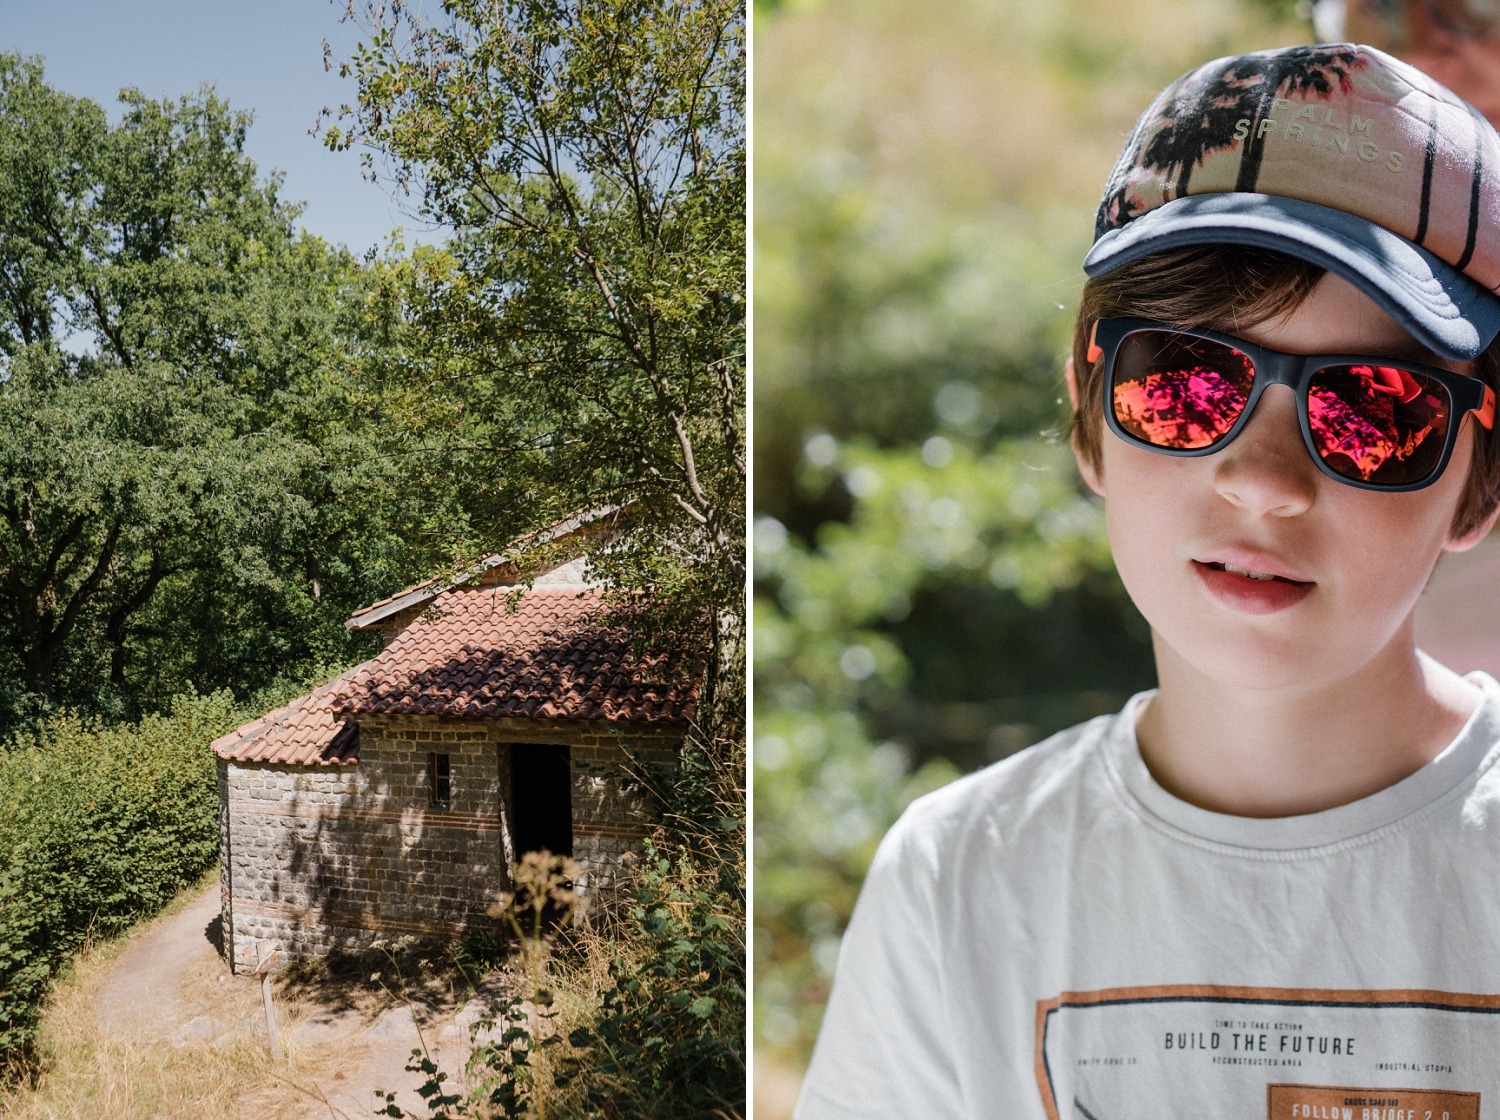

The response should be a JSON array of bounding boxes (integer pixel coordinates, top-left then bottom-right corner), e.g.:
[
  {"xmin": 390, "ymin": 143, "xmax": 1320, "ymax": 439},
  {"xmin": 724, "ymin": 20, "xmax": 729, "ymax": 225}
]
[
  {"xmin": 75, "ymin": 881, "xmax": 501, "ymax": 1119},
  {"xmin": 93, "ymin": 884, "xmax": 221, "ymax": 1040}
]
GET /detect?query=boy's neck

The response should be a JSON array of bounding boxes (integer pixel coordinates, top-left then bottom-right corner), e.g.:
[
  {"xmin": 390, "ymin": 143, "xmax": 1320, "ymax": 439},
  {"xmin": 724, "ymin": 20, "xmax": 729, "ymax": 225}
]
[{"xmin": 1135, "ymin": 624, "xmax": 1483, "ymax": 819}]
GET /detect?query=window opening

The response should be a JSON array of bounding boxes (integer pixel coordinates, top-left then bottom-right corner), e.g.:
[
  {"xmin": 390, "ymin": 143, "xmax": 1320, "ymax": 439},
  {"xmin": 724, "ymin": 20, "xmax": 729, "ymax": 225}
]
[{"xmin": 429, "ymin": 752, "xmax": 451, "ymax": 810}]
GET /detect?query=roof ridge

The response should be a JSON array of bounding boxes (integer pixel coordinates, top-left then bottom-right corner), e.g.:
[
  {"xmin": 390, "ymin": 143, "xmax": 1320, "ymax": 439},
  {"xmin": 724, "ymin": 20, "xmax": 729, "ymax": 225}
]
[{"xmin": 344, "ymin": 506, "xmax": 626, "ymax": 631}]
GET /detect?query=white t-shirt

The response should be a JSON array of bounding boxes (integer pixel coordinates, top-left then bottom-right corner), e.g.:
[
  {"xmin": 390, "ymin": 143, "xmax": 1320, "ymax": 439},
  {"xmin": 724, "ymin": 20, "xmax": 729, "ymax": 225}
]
[{"xmin": 797, "ymin": 674, "xmax": 1500, "ymax": 1120}]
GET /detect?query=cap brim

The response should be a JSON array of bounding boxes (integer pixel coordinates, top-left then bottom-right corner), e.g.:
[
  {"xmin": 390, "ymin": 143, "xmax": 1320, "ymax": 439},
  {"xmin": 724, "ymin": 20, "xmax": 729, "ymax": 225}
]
[{"xmin": 1084, "ymin": 194, "xmax": 1500, "ymax": 362}]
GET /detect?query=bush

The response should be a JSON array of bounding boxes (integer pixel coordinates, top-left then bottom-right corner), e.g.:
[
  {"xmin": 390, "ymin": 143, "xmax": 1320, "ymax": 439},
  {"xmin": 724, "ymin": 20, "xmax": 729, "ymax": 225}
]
[
  {"xmin": 569, "ymin": 841, "xmax": 744, "ymax": 1118},
  {"xmin": 389, "ymin": 728, "xmax": 746, "ymax": 1120},
  {"xmin": 0, "ymin": 692, "xmax": 237, "ymax": 1069}
]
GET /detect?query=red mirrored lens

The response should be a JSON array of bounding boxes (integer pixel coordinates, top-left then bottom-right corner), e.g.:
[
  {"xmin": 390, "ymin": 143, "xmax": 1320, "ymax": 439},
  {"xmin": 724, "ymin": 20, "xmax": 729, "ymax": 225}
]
[
  {"xmin": 1307, "ymin": 364, "xmax": 1450, "ymax": 485},
  {"xmin": 1111, "ymin": 331, "xmax": 1254, "ymax": 449}
]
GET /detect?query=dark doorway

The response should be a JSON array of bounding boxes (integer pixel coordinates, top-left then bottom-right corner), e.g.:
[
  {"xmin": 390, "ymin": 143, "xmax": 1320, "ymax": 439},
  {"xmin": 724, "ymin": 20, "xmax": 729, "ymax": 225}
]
[{"xmin": 510, "ymin": 744, "xmax": 573, "ymax": 857}]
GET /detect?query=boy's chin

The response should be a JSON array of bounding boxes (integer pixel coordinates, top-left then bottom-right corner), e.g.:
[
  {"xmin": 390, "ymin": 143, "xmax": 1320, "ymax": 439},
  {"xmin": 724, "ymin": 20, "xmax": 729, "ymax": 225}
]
[{"xmin": 1149, "ymin": 625, "xmax": 1406, "ymax": 698}]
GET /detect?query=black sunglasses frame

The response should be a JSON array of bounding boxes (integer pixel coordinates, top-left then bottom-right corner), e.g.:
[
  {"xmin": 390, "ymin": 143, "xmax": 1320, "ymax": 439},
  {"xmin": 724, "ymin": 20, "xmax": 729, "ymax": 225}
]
[{"xmin": 1088, "ymin": 316, "xmax": 1498, "ymax": 493}]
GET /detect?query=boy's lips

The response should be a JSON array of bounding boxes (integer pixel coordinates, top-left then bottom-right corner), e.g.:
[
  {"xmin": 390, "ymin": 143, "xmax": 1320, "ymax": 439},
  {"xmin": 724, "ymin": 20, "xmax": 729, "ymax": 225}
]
[
  {"xmin": 1192, "ymin": 553, "xmax": 1315, "ymax": 614},
  {"xmin": 1195, "ymin": 547, "xmax": 1312, "ymax": 583}
]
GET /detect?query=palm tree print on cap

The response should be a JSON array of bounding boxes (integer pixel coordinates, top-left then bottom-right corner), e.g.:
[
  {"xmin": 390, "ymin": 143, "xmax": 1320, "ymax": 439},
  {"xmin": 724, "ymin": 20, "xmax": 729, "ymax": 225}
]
[{"xmin": 1096, "ymin": 45, "xmax": 1364, "ymax": 238}]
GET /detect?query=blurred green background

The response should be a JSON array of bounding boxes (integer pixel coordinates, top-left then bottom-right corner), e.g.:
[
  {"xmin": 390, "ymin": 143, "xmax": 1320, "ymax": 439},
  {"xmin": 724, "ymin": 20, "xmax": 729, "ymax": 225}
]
[{"xmin": 752, "ymin": 0, "xmax": 1311, "ymax": 1111}]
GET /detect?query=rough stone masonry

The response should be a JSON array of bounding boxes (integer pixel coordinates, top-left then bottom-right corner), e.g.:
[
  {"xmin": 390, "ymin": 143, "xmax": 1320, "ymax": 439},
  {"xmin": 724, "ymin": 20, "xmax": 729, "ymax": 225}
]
[{"xmin": 219, "ymin": 715, "xmax": 680, "ymax": 972}]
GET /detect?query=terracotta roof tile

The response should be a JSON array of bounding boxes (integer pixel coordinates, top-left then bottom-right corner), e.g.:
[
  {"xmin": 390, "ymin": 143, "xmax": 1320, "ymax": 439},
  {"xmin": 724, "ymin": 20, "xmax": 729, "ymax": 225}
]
[
  {"xmin": 331, "ymin": 587, "xmax": 698, "ymax": 723},
  {"xmin": 211, "ymin": 670, "xmax": 363, "ymax": 766},
  {"xmin": 214, "ymin": 584, "xmax": 696, "ymax": 768}
]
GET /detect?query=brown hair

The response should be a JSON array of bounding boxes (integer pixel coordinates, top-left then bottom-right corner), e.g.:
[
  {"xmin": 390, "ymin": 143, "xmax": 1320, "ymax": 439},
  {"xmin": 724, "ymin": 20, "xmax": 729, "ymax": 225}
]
[{"xmin": 1068, "ymin": 245, "xmax": 1500, "ymax": 539}]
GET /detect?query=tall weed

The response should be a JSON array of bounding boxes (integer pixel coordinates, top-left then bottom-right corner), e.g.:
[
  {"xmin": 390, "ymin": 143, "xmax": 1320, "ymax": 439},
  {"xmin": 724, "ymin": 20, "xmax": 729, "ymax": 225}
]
[{"xmin": 392, "ymin": 725, "xmax": 745, "ymax": 1120}]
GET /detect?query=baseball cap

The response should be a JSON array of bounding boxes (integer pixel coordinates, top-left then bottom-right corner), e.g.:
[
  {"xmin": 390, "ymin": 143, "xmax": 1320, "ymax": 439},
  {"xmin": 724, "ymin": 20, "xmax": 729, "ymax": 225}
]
[{"xmin": 1084, "ymin": 43, "xmax": 1500, "ymax": 361}]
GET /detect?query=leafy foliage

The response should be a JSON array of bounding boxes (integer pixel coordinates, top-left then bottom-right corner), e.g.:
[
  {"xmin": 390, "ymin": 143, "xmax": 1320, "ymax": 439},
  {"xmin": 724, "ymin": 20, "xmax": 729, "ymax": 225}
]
[
  {"xmin": 0, "ymin": 693, "xmax": 238, "ymax": 1068},
  {"xmin": 0, "ymin": 53, "xmax": 459, "ymax": 732},
  {"xmin": 754, "ymin": 439, "xmax": 1128, "ymax": 1051},
  {"xmin": 572, "ymin": 839, "xmax": 744, "ymax": 1118},
  {"xmin": 380, "ymin": 1051, "xmax": 465, "ymax": 1119},
  {"xmin": 326, "ymin": 0, "xmax": 745, "ymax": 674}
]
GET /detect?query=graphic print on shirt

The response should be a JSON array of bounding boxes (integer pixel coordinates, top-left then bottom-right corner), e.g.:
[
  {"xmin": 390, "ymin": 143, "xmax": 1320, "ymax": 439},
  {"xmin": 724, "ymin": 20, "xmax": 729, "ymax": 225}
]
[{"xmin": 1033, "ymin": 985, "xmax": 1499, "ymax": 1120}]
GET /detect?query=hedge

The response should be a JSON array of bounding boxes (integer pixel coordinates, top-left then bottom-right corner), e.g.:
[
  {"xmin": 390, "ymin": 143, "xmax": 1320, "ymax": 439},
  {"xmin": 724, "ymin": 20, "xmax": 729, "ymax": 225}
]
[{"xmin": 0, "ymin": 692, "xmax": 236, "ymax": 1068}]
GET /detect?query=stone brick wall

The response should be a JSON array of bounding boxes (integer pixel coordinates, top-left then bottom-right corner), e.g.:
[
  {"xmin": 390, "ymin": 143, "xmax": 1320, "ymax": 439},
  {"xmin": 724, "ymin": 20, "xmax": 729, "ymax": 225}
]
[
  {"xmin": 570, "ymin": 734, "xmax": 677, "ymax": 893},
  {"xmin": 220, "ymin": 716, "xmax": 682, "ymax": 971}
]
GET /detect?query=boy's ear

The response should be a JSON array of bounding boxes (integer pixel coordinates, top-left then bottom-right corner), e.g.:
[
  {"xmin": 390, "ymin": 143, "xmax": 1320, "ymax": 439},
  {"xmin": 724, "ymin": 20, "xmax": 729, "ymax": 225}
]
[
  {"xmin": 1444, "ymin": 502, "xmax": 1500, "ymax": 555},
  {"xmin": 1064, "ymin": 356, "xmax": 1105, "ymax": 497}
]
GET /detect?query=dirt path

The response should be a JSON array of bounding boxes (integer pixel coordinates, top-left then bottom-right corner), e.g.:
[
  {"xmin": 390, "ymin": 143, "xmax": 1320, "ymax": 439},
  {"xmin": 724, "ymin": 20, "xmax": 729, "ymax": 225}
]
[
  {"xmin": 93, "ymin": 884, "xmax": 222, "ymax": 1040},
  {"xmin": 81, "ymin": 882, "xmax": 502, "ymax": 1120}
]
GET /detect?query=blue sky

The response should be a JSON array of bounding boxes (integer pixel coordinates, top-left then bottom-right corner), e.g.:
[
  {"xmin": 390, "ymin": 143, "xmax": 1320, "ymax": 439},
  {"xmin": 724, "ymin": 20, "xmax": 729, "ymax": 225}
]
[{"xmin": 1, "ymin": 0, "xmax": 442, "ymax": 255}]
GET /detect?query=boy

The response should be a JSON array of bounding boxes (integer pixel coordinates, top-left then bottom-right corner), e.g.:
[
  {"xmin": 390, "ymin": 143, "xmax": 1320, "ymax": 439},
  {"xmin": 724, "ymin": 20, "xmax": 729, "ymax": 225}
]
[{"xmin": 796, "ymin": 44, "xmax": 1500, "ymax": 1118}]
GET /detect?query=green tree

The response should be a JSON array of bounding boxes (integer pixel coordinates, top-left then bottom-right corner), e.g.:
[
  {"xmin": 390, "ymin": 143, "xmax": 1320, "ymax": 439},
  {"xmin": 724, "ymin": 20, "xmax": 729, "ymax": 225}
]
[
  {"xmin": 326, "ymin": 4, "xmax": 746, "ymax": 1116},
  {"xmin": 0, "ymin": 54, "xmax": 439, "ymax": 727},
  {"xmin": 325, "ymin": 0, "xmax": 745, "ymax": 686}
]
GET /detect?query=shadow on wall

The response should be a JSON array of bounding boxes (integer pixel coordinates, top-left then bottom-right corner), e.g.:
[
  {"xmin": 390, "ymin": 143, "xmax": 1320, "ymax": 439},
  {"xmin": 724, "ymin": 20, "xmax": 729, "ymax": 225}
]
[
  {"xmin": 220, "ymin": 702, "xmax": 679, "ymax": 971},
  {"xmin": 224, "ymin": 735, "xmax": 511, "ymax": 973}
]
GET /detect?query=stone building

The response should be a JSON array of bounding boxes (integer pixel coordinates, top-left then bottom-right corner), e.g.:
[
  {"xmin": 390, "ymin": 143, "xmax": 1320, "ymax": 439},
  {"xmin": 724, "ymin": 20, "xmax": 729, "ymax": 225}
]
[{"xmin": 211, "ymin": 544, "xmax": 696, "ymax": 973}]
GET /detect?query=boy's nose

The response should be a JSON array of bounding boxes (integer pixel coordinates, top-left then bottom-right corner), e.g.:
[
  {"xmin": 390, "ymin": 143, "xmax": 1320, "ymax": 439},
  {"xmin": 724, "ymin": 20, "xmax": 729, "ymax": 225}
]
[{"xmin": 1210, "ymin": 385, "xmax": 1318, "ymax": 517}]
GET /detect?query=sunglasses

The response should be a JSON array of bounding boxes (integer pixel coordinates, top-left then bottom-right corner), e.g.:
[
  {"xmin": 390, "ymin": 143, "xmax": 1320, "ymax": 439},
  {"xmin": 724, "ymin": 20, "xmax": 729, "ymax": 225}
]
[{"xmin": 1088, "ymin": 317, "xmax": 1497, "ymax": 491}]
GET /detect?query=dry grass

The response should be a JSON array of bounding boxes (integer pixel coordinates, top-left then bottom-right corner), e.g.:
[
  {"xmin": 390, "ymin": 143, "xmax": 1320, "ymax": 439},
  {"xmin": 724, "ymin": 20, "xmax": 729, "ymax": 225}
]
[
  {"xmin": 0, "ymin": 874, "xmax": 468, "ymax": 1120},
  {"xmin": 0, "ymin": 861, "xmax": 655, "ymax": 1120},
  {"xmin": 0, "ymin": 880, "xmax": 305, "ymax": 1118}
]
